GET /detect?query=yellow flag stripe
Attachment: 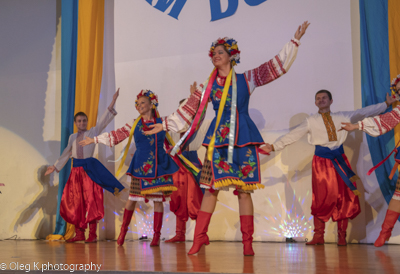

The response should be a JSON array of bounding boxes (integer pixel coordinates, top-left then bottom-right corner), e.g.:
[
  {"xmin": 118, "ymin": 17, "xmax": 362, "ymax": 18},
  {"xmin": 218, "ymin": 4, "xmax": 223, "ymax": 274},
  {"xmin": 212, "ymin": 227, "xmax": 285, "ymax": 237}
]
[{"xmin": 74, "ymin": 0, "xmax": 105, "ymax": 132}]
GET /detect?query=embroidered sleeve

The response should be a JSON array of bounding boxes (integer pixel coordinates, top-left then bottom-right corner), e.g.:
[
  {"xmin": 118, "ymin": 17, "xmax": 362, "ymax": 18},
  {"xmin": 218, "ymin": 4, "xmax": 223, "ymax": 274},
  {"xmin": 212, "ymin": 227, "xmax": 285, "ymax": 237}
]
[
  {"xmin": 95, "ymin": 119, "xmax": 134, "ymax": 147},
  {"xmin": 272, "ymin": 119, "xmax": 308, "ymax": 151},
  {"xmin": 342, "ymin": 102, "xmax": 387, "ymax": 123},
  {"xmin": 359, "ymin": 105, "xmax": 400, "ymax": 137},
  {"xmin": 162, "ymin": 87, "xmax": 202, "ymax": 133},
  {"xmin": 93, "ymin": 107, "xmax": 118, "ymax": 135},
  {"xmin": 188, "ymin": 119, "xmax": 212, "ymax": 151},
  {"xmin": 54, "ymin": 135, "xmax": 73, "ymax": 172},
  {"xmin": 245, "ymin": 38, "xmax": 300, "ymax": 94}
]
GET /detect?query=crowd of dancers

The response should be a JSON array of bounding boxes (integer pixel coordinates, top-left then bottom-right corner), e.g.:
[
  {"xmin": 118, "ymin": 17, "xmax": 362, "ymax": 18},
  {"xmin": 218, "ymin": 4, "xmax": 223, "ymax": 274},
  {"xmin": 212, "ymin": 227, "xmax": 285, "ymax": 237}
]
[{"xmin": 46, "ymin": 20, "xmax": 400, "ymax": 255}]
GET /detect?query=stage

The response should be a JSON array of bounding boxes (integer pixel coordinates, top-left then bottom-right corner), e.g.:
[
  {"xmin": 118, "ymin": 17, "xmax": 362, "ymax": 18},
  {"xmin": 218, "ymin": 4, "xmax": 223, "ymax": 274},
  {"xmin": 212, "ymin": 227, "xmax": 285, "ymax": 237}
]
[{"xmin": 0, "ymin": 240, "xmax": 399, "ymax": 274}]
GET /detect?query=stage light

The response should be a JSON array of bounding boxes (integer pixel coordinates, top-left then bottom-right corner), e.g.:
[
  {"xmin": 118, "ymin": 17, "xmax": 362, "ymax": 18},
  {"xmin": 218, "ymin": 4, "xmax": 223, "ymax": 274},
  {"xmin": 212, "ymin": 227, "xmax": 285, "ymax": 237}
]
[
  {"xmin": 286, "ymin": 237, "xmax": 296, "ymax": 243},
  {"xmin": 263, "ymin": 190, "xmax": 313, "ymax": 239},
  {"xmin": 139, "ymin": 234, "xmax": 148, "ymax": 240}
]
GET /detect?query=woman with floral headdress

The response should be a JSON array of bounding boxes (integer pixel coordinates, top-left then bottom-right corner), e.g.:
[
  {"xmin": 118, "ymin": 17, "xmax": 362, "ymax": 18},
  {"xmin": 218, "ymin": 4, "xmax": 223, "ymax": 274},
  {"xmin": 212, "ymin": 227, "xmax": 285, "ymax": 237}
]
[
  {"xmin": 145, "ymin": 21, "xmax": 310, "ymax": 255},
  {"xmin": 79, "ymin": 90, "xmax": 195, "ymax": 246},
  {"xmin": 340, "ymin": 75, "xmax": 400, "ymax": 247}
]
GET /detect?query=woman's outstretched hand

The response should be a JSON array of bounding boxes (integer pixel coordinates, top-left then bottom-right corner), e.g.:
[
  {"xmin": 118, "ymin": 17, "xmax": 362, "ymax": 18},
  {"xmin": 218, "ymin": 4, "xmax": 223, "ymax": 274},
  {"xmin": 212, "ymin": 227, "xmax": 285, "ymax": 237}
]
[
  {"xmin": 79, "ymin": 136, "xmax": 95, "ymax": 147},
  {"xmin": 338, "ymin": 122, "xmax": 358, "ymax": 132},
  {"xmin": 143, "ymin": 123, "xmax": 163, "ymax": 135},
  {"xmin": 386, "ymin": 92, "xmax": 397, "ymax": 106},
  {"xmin": 294, "ymin": 21, "xmax": 310, "ymax": 40},
  {"xmin": 259, "ymin": 144, "xmax": 273, "ymax": 154}
]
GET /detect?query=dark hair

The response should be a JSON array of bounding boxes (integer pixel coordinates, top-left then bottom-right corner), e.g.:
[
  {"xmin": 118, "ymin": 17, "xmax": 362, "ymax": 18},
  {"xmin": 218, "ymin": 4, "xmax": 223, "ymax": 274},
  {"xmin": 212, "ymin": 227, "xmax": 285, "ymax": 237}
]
[
  {"xmin": 179, "ymin": 98, "xmax": 186, "ymax": 105},
  {"xmin": 315, "ymin": 89, "xmax": 332, "ymax": 100},
  {"xmin": 74, "ymin": 112, "xmax": 88, "ymax": 122}
]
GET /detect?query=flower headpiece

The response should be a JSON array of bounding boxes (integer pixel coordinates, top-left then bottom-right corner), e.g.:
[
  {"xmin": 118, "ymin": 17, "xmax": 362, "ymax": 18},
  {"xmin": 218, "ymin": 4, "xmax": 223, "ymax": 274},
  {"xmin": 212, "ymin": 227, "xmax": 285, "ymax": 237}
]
[
  {"xmin": 391, "ymin": 74, "xmax": 400, "ymax": 92},
  {"xmin": 135, "ymin": 89, "xmax": 158, "ymax": 109},
  {"xmin": 209, "ymin": 37, "xmax": 240, "ymax": 66}
]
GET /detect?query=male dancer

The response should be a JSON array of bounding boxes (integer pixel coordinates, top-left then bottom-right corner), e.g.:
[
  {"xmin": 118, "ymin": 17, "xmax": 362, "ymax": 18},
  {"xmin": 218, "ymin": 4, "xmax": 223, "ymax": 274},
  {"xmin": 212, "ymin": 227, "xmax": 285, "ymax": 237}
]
[
  {"xmin": 166, "ymin": 99, "xmax": 210, "ymax": 242},
  {"xmin": 263, "ymin": 89, "xmax": 395, "ymax": 245},
  {"xmin": 45, "ymin": 89, "xmax": 125, "ymax": 242}
]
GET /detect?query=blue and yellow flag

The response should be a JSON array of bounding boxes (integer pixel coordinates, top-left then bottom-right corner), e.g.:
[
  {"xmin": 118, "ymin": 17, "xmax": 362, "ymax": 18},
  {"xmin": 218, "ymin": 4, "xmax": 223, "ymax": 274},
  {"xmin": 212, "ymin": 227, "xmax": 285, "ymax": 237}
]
[
  {"xmin": 48, "ymin": 0, "xmax": 105, "ymax": 240},
  {"xmin": 360, "ymin": 0, "xmax": 400, "ymax": 206}
]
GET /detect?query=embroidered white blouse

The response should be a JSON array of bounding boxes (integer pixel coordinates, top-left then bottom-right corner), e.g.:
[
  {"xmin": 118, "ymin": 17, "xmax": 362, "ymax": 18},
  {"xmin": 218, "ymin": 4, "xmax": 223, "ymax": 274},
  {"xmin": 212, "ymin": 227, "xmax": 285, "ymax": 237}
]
[
  {"xmin": 170, "ymin": 120, "xmax": 212, "ymax": 151},
  {"xmin": 162, "ymin": 38, "xmax": 301, "ymax": 134},
  {"xmin": 358, "ymin": 104, "xmax": 400, "ymax": 137}
]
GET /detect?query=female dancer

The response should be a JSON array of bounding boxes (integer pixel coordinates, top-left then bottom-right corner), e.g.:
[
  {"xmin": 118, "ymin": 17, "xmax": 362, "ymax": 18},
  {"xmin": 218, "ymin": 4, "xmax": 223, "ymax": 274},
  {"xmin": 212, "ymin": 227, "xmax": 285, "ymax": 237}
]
[
  {"xmin": 146, "ymin": 21, "xmax": 310, "ymax": 255},
  {"xmin": 340, "ymin": 75, "xmax": 400, "ymax": 247},
  {"xmin": 79, "ymin": 90, "xmax": 197, "ymax": 246}
]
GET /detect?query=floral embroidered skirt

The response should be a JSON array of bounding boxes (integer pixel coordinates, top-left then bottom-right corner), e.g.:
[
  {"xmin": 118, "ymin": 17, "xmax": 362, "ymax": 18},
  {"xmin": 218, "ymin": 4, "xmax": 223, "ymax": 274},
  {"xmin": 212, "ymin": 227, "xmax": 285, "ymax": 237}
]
[
  {"xmin": 200, "ymin": 145, "xmax": 264, "ymax": 192},
  {"xmin": 128, "ymin": 176, "xmax": 176, "ymax": 202}
]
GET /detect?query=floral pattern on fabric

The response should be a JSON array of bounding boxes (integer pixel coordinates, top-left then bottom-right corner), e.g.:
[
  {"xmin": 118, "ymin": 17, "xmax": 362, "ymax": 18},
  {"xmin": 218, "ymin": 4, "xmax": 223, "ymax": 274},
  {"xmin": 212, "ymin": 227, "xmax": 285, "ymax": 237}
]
[
  {"xmin": 210, "ymin": 146, "xmax": 260, "ymax": 184},
  {"xmin": 212, "ymin": 87, "xmax": 231, "ymax": 104},
  {"xmin": 134, "ymin": 151, "xmax": 154, "ymax": 176},
  {"xmin": 203, "ymin": 74, "xmax": 264, "ymax": 148},
  {"xmin": 127, "ymin": 118, "xmax": 179, "ymax": 193},
  {"xmin": 236, "ymin": 149, "xmax": 256, "ymax": 180},
  {"xmin": 217, "ymin": 121, "xmax": 230, "ymax": 142},
  {"xmin": 200, "ymin": 74, "xmax": 263, "ymax": 187},
  {"xmin": 143, "ymin": 175, "xmax": 172, "ymax": 187},
  {"xmin": 214, "ymin": 151, "xmax": 234, "ymax": 174}
]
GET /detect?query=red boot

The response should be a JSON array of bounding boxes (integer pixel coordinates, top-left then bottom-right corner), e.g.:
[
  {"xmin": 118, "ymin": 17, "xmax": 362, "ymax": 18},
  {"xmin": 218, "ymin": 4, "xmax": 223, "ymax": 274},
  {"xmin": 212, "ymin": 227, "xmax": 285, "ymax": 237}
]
[
  {"xmin": 337, "ymin": 219, "xmax": 348, "ymax": 246},
  {"xmin": 66, "ymin": 227, "xmax": 86, "ymax": 243},
  {"xmin": 85, "ymin": 221, "xmax": 97, "ymax": 243},
  {"xmin": 374, "ymin": 209, "xmax": 400, "ymax": 247},
  {"xmin": 240, "ymin": 215, "xmax": 255, "ymax": 256},
  {"xmin": 188, "ymin": 211, "xmax": 212, "ymax": 255},
  {"xmin": 165, "ymin": 217, "xmax": 186, "ymax": 243},
  {"xmin": 85, "ymin": 221, "xmax": 98, "ymax": 243},
  {"xmin": 117, "ymin": 209, "xmax": 134, "ymax": 246},
  {"xmin": 306, "ymin": 217, "xmax": 325, "ymax": 245},
  {"xmin": 150, "ymin": 212, "xmax": 163, "ymax": 246}
]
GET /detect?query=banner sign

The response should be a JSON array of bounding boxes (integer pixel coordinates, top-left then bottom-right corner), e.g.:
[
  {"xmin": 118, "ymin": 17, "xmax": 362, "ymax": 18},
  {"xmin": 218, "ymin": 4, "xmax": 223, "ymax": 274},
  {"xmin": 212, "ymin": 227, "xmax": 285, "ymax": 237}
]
[{"xmin": 145, "ymin": 0, "xmax": 267, "ymax": 20}]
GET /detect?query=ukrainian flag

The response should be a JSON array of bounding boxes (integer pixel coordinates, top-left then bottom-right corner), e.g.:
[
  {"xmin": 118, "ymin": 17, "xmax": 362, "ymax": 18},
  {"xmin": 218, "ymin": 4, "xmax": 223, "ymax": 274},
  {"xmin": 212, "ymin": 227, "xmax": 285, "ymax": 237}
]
[
  {"xmin": 47, "ymin": 0, "xmax": 105, "ymax": 240},
  {"xmin": 360, "ymin": 0, "xmax": 400, "ymax": 207}
]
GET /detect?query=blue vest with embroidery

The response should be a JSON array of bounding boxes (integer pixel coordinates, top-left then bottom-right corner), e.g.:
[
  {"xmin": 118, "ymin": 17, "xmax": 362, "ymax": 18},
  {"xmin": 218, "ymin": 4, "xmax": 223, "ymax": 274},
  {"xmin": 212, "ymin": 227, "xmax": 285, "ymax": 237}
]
[
  {"xmin": 127, "ymin": 118, "xmax": 178, "ymax": 179},
  {"xmin": 202, "ymin": 73, "xmax": 264, "ymax": 147}
]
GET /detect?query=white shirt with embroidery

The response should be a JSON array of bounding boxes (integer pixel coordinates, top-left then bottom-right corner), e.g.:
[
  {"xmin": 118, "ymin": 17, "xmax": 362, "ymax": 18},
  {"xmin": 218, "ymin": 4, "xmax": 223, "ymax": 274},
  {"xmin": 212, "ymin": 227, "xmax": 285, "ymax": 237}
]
[
  {"xmin": 53, "ymin": 107, "xmax": 117, "ymax": 172},
  {"xmin": 273, "ymin": 102, "xmax": 387, "ymax": 151}
]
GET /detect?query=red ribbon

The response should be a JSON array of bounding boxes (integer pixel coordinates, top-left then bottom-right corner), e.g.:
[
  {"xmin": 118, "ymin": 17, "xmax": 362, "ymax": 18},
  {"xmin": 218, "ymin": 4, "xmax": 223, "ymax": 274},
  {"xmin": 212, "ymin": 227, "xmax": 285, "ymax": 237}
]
[
  {"xmin": 367, "ymin": 140, "xmax": 400, "ymax": 176},
  {"xmin": 180, "ymin": 69, "xmax": 218, "ymax": 150}
]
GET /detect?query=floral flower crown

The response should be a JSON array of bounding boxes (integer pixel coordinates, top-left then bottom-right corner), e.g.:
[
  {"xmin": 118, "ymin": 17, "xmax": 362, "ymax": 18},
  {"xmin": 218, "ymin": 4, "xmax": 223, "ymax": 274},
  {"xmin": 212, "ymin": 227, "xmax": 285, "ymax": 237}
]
[
  {"xmin": 391, "ymin": 74, "xmax": 400, "ymax": 91},
  {"xmin": 135, "ymin": 89, "xmax": 158, "ymax": 109},
  {"xmin": 209, "ymin": 37, "xmax": 240, "ymax": 66}
]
